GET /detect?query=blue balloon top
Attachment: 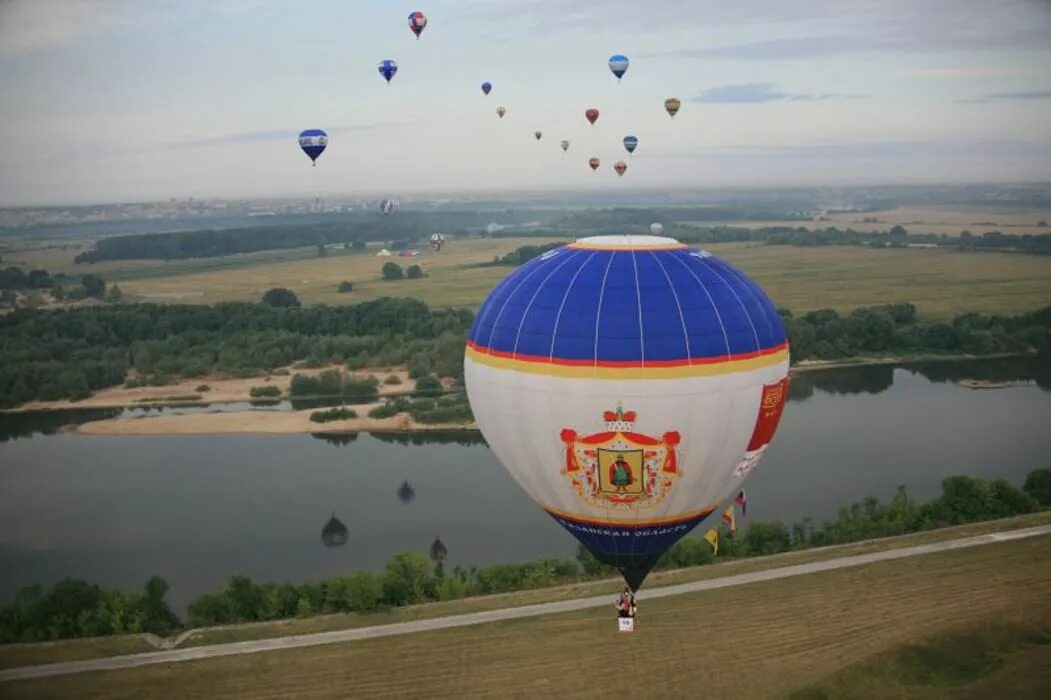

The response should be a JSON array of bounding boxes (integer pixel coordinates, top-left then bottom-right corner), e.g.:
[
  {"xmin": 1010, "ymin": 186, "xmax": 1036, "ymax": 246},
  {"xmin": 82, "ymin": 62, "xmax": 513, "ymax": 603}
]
[
  {"xmin": 378, "ymin": 59, "xmax": 398, "ymax": 83},
  {"xmin": 468, "ymin": 237, "xmax": 786, "ymax": 368},
  {"xmin": 608, "ymin": 54, "xmax": 630, "ymax": 80},
  {"xmin": 298, "ymin": 129, "xmax": 328, "ymax": 163}
]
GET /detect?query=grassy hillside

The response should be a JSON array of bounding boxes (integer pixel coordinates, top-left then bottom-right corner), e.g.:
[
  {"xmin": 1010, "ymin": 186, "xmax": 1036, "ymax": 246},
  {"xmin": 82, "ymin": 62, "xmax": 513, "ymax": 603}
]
[{"xmin": 6, "ymin": 530, "xmax": 1048, "ymax": 699}]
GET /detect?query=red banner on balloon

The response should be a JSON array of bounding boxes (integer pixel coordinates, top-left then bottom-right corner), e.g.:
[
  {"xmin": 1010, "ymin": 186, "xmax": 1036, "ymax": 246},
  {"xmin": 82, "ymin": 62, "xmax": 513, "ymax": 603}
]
[{"xmin": 746, "ymin": 377, "xmax": 788, "ymax": 451}]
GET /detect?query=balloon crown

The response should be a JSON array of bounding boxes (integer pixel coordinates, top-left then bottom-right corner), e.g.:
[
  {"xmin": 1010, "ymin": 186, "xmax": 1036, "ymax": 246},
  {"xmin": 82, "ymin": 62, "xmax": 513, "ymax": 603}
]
[{"xmin": 603, "ymin": 405, "xmax": 637, "ymax": 432}]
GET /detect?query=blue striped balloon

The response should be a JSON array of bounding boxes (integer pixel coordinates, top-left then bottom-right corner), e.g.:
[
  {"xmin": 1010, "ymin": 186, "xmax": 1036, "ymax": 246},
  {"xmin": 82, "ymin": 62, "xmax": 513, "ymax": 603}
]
[
  {"xmin": 378, "ymin": 59, "xmax": 398, "ymax": 84},
  {"xmin": 608, "ymin": 54, "xmax": 630, "ymax": 81},
  {"xmin": 465, "ymin": 235, "xmax": 790, "ymax": 591},
  {"xmin": 298, "ymin": 129, "xmax": 328, "ymax": 166},
  {"xmin": 623, "ymin": 135, "xmax": 638, "ymax": 154}
]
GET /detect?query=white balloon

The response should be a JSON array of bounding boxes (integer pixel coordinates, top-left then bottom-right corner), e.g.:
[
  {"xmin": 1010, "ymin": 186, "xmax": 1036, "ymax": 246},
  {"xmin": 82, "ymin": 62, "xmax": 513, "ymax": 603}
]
[{"xmin": 464, "ymin": 235, "xmax": 789, "ymax": 590}]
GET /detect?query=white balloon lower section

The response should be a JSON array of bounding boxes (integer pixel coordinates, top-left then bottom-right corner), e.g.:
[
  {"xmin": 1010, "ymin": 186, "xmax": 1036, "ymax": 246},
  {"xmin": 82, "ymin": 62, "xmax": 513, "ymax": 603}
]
[{"xmin": 464, "ymin": 356, "xmax": 789, "ymax": 527}]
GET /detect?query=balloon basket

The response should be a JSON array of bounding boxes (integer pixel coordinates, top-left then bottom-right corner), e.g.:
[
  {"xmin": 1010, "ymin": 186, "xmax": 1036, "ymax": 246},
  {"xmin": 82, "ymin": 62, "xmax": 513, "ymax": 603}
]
[{"xmin": 618, "ymin": 617, "xmax": 635, "ymax": 633}]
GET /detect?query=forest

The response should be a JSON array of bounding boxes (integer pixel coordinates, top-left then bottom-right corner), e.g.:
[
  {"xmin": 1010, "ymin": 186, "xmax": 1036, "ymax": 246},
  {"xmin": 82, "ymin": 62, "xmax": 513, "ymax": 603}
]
[
  {"xmin": 0, "ymin": 298, "xmax": 1047, "ymax": 408},
  {"xmin": 3, "ymin": 469, "xmax": 1047, "ymax": 642}
]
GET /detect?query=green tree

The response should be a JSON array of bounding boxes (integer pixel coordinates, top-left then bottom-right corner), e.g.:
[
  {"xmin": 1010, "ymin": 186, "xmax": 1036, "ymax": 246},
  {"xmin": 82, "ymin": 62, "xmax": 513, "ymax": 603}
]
[
  {"xmin": 338, "ymin": 281, "xmax": 354, "ymax": 293},
  {"xmin": 81, "ymin": 274, "xmax": 106, "ymax": 299},
  {"xmin": 382, "ymin": 551, "xmax": 433, "ymax": 605},
  {"xmin": 1023, "ymin": 468, "xmax": 1051, "ymax": 506},
  {"xmin": 414, "ymin": 375, "xmax": 443, "ymax": 397},
  {"xmin": 345, "ymin": 572, "xmax": 383, "ymax": 612},
  {"xmin": 261, "ymin": 287, "xmax": 300, "ymax": 307},
  {"xmin": 381, "ymin": 262, "xmax": 404, "ymax": 280},
  {"xmin": 406, "ymin": 264, "xmax": 424, "ymax": 279},
  {"xmin": 351, "ymin": 240, "xmax": 366, "ymax": 251},
  {"xmin": 105, "ymin": 285, "xmax": 124, "ymax": 303}
]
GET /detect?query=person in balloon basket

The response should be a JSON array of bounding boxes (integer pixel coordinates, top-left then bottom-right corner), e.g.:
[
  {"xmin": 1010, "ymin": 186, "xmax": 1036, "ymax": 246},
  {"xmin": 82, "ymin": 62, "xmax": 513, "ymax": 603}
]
[{"xmin": 616, "ymin": 588, "xmax": 637, "ymax": 619}]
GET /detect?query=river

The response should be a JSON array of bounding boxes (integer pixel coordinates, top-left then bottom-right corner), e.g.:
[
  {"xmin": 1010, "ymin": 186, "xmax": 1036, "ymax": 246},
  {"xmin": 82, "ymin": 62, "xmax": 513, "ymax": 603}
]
[{"xmin": 0, "ymin": 357, "xmax": 1048, "ymax": 615}]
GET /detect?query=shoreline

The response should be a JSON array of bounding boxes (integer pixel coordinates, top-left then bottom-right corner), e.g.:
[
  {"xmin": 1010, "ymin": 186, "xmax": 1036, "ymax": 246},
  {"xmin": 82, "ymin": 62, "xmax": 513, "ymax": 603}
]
[{"xmin": 1, "ymin": 351, "xmax": 1037, "ymax": 437}]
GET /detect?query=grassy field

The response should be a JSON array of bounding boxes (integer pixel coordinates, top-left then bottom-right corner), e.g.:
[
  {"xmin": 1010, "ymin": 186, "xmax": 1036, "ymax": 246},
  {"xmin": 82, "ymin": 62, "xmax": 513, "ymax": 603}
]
[
  {"xmin": 5, "ymin": 532, "xmax": 1048, "ymax": 699},
  {"xmin": 691, "ymin": 204, "xmax": 1051, "ymax": 237},
  {"xmin": 708, "ymin": 242, "xmax": 1051, "ymax": 319},
  {"xmin": 3, "ymin": 512, "xmax": 1049, "ymax": 672},
  {"xmin": 791, "ymin": 620, "xmax": 1051, "ymax": 699},
  {"xmin": 6, "ymin": 232, "xmax": 1051, "ymax": 317}
]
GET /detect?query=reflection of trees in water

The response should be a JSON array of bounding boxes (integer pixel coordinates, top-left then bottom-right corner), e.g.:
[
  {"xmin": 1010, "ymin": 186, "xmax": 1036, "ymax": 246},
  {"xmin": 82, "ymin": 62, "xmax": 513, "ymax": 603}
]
[
  {"xmin": 0, "ymin": 408, "xmax": 121, "ymax": 442},
  {"xmin": 789, "ymin": 365, "xmax": 895, "ymax": 402},
  {"xmin": 904, "ymin": 356, "xmax": 1051, "ymax": 390},
  {"xmin": 369, "ymin": 431, "xmax": 487, "ymax": 447},
  {"xmin": 310, "ymin": 432, "xmax": 359, "ymax": 446},
  {"xmin": 321, "ymin": 512, "xmax": 349, "ymax": 548}
]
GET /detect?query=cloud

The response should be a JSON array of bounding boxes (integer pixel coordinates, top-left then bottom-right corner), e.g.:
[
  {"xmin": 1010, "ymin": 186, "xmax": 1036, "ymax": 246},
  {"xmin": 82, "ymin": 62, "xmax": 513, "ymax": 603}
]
[
  {"xmin": 897, "ymin": 66, "xmax": 1027, "ymax": 80},
  {"xmin": 0, "ymin": 0, "xmax": 147, "ymax": 57},
  {"xmin": 957, "ymin": 88, "xmax": 1051, "ymax": 103},
  {"xmin": 692, "ymin": 83, "xmax": 864, "ymax": 103},
  {"xmin": 169, "ymin": 122, "xmax": 417, "ymax": 150},
  {"xmin": 645, "ymin": 139, "xmax": 1051, "ymax": 161}
]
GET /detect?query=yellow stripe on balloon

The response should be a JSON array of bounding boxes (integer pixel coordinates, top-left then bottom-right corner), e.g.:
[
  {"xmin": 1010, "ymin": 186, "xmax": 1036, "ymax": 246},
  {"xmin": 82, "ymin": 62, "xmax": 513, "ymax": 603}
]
[{"xmin": 464, "ymin": 345, "xmax": 789, "ymax": 380}]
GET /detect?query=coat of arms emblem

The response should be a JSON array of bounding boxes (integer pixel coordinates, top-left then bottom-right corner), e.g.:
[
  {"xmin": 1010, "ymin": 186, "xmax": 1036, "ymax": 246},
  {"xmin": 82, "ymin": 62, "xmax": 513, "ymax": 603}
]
[{"xmin": 559, "ymin": 407, "xmax": 680, "ymax": 511}]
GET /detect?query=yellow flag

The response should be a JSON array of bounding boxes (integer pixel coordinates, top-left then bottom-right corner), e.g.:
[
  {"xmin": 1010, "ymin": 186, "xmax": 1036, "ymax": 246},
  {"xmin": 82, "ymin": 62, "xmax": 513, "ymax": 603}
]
[
  {"xmin": 722, "ymin": 505, "xmax": 736, "ymax": 534},
  {"xmin": 704, "ymin": 528, "xmax": 719, "ymax": 555}
]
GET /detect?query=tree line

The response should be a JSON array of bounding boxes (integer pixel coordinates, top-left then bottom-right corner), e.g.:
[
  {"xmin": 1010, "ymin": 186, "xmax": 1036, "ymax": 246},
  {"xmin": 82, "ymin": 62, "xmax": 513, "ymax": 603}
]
[
  {"xmin": 0, "ymin": 298, "xmax": 1047, "ymax": 409},
  {"xmin": 4, "ymin": 469, "xmax": 1046, "ymax": 642},
  {"xmin": 0, "ymin": 298, "xmax": 471, "ymax": 408}
]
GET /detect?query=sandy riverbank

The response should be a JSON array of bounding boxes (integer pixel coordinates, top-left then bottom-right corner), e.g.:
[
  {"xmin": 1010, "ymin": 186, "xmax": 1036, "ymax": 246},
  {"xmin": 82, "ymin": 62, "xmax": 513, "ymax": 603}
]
[
  {"xmin": 74, "ymin": 403, "xmax": 476, "ymax": 436},
  {"xmin": 12, "ymin": 366, "xmax": 422, "ymax": 412}
]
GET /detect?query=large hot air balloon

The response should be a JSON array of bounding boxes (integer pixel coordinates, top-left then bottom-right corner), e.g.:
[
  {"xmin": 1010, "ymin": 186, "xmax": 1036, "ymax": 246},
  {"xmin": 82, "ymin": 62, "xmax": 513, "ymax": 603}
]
[
  {"xmin": 623, "ymin": 135, "xmax": 638, "ymax": 155},
  {"xmin": 608, "ymin": 54, "xmax": 629, "ymax": 81},
  {"xmin": 613, "ymin": 161, "xmax": 627, "ymax": 177},
  {"xmin": 560, "ymin": 140, "xmax": 570, "ymax": 153},
  {"xmin": 665, "ymin": 98, "xmax": 681, "ymax": 118},
  {"xmin": 408, "ymin": 11, "xmax": 427, "ymax": 39},
  {"xmin": 298, "ymin": 129, "xmax": 328, "ymax": 166},
  {"xmin": 379, "ymin": 199, "xmax": 396, "ymax": 215},
  {"xmin": 535, "ymin": 131, "xmax": 543, "ymax": 141},
  {"xmin": 496, "ymin": 106, "xmax": 507, "ymax": 119},
  {"xmin": 585, "ymin": 108, "xmax": 600, "ymax": 125},
  {"xmin": 464, "ymin": 235, "xmax": 790, "ymax": 591},
  {"xmin": 588, "ymin": 157, "xmax": 600, "ymax": 171},
  {"xmin": 481, "ymin": 81, "xmax": 492, "ymax": 95},
  {"xmin": 378, "ymin": 59, "xmax": 398, "ymax": 84}
]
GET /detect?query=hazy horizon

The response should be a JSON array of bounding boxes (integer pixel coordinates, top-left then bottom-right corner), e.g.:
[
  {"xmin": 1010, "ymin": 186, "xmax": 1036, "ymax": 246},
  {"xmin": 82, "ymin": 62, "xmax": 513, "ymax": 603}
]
[{"xmin": 2, "ymin": 0, "xmax": 1050, "ymax": 207}]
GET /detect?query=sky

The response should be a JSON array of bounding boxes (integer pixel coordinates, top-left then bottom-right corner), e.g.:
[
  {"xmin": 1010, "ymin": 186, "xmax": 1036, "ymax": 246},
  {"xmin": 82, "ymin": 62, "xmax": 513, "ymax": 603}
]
[{"xmin": 0, "ymin": 0, "xmax": 1050, "ymax": 206}]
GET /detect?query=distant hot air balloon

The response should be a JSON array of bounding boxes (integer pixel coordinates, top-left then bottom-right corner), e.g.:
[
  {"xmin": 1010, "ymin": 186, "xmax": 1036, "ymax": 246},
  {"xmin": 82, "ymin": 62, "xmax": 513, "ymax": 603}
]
[
  {"xmin": 321, "ymin": 512, "xmax": 348, "ymax": 548},
  {"xmin": 430, "ymin": 232, "xmax": 446, "ymax": 252},
  {"xmin": 623, "ymin": 135, "xmax": 638, "ymax": 154},
  {"xmin": 614, "ymin": 161, "xmax": 627, "ymax": 177},
  {"xmin": 496, "ymin": 106, "xmax": 507, "ymax": 118},
  {"xmin": 588, "ymin": 157, "xmax": 600, "ymax": 171},
  {"xmin": 378, "ymin": 59, "xmax": 398, "ymax": 84},
  {"xmin": 535, "ymin": 131, "xmax": 543, "ymax": 141},
  {"xmin": 298, "ymin": 129, "xmax": 328, "ymax": 167},
  {"xmin": 464, "ymin": 235, "xmax": 790, "ymax": 592},
  {"xmin": 665, "ymin": 98, "xmax": 681, "ymax": 118},
  {"xmin": 608, "ymin": 54, "xmax": 630, "ymax": 81},
  {"xmin": 408, "ymin": 11, "xmax": 427, "ymax": 39},
  {"xmin": 397, "ymin": 480, "xmax": 415, "ymax": 503},
  {"xmin": 650, "ymin": 222, "xmax": 664, "ymax": 236},
  {"xmin": 481, "ymin": 81, "xmax": 492, "ymax": 95},
  {"xmin": 379, "ymin": 199, "xmax": 396, "ymax": 215},
  {"xmin": 560, "ymin": 140, "xmax": 570, "ymax": 152},
  {"xmin": 585, "ymin": 108, "xmax": 600, "ymax": 125}
]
